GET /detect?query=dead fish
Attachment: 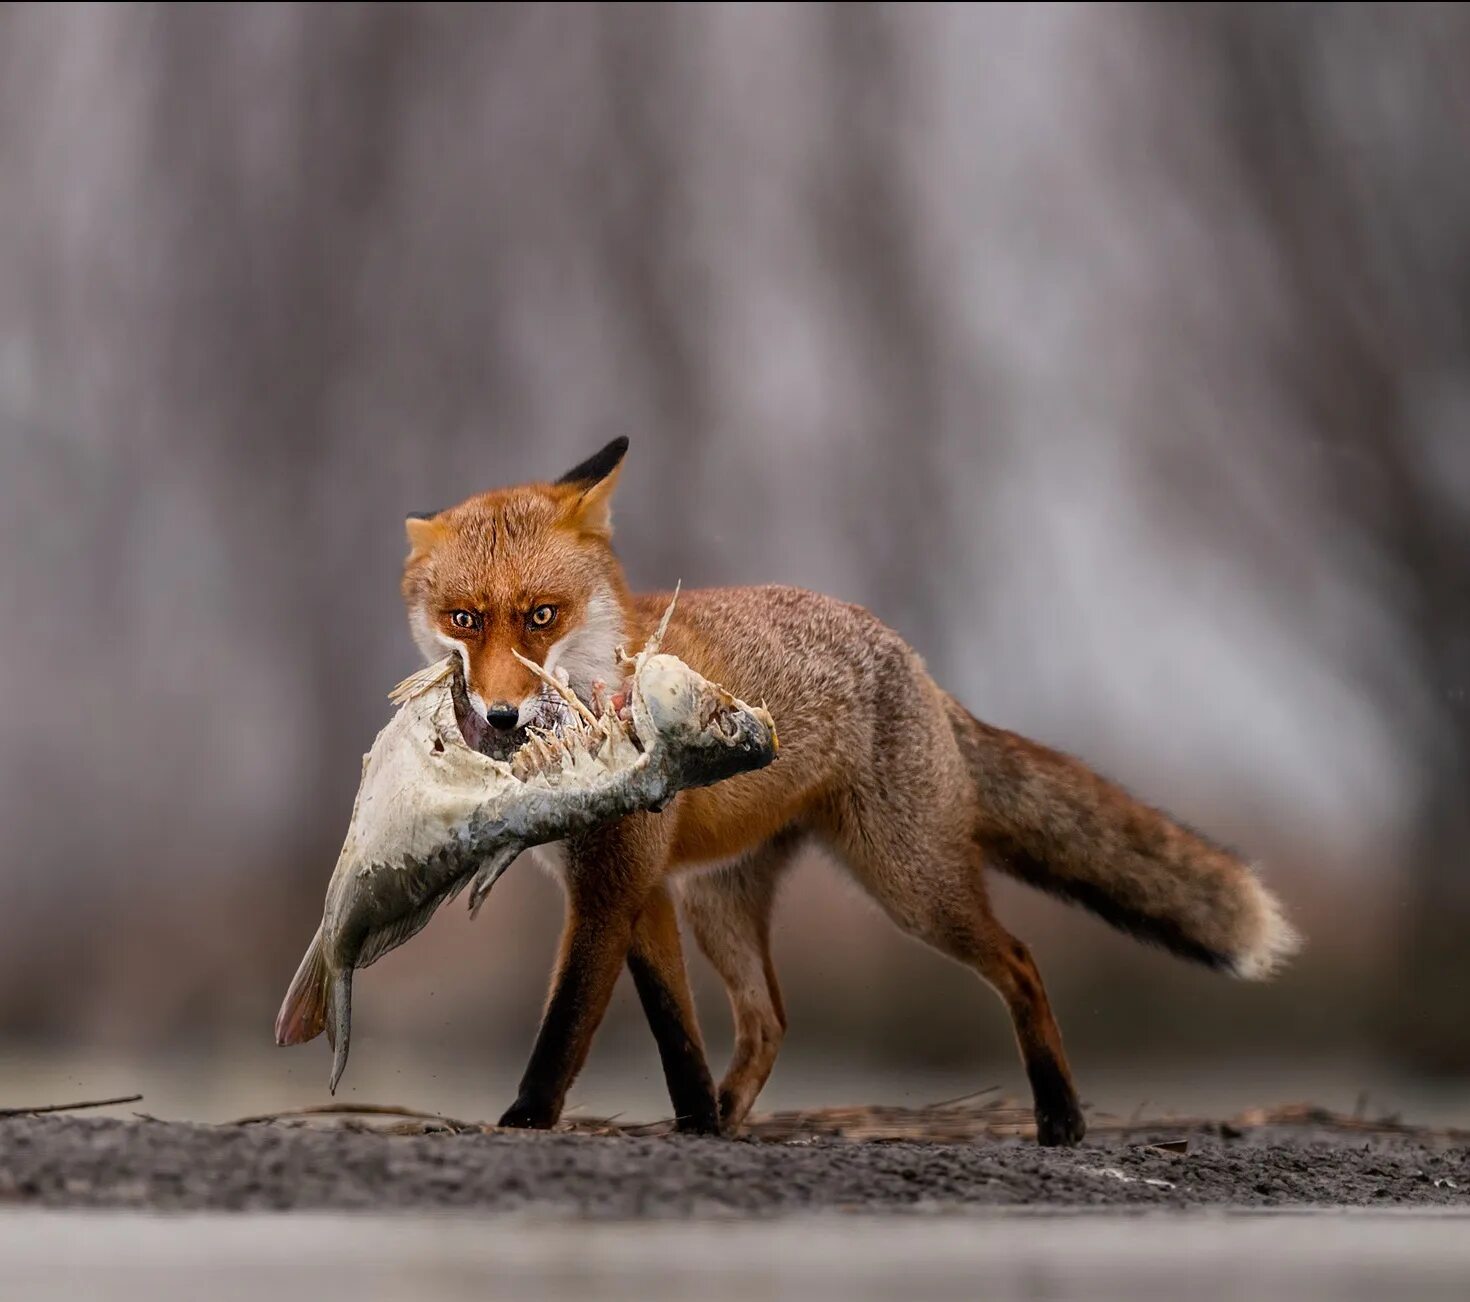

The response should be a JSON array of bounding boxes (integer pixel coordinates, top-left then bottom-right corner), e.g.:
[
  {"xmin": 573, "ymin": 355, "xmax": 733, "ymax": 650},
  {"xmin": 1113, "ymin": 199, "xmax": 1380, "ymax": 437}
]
[{"xmin": 274, "ymin": 595, "xmax": 778, "ymax": 1091}]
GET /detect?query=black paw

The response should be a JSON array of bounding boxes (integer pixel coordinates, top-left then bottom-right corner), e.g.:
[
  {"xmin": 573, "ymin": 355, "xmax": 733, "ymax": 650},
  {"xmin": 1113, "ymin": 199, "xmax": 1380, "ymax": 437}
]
[
  {"xmin": 673, "ymin": 1104, "xmax": 724, "ymax": 1137},
  {"xmin": 498, "ymin": 1099, "xmax": 558, "ymax": 1130},
  {"xmin": 1036, "ymin": 1103, "xmax": 1087, "ymax": 1147}
]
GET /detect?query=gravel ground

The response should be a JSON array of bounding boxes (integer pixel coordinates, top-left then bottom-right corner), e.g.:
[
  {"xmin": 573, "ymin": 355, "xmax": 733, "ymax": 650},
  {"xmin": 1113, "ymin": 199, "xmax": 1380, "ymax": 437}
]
[{"xmin": 1, "ymin": 1116, "xmax": 1467, "ymax": 1214}]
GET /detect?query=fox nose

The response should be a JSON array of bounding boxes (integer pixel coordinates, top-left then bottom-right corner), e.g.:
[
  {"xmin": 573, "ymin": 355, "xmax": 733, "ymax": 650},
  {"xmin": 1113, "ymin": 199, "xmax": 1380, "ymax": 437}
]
[{"xmin": 485, "ymin": 704, "xmax": 521, "ymax": 732}]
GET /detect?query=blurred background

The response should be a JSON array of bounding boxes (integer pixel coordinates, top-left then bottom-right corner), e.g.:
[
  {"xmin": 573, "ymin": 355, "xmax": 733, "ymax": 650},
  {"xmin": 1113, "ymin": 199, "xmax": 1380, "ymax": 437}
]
[{"xmin": 1, "ymin": 1, "xmax": 1467, "ymax": 1125}]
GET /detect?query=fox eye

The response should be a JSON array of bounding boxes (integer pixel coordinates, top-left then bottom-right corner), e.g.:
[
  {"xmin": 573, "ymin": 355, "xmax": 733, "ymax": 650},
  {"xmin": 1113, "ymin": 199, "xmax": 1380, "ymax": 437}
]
[
  {"xmin": 530, "ymin": 604, "xmax": 557, "ymax": 629},
  {"xmin": 449, "ymin": 610, "xmax": 480, "ymax": 632}
]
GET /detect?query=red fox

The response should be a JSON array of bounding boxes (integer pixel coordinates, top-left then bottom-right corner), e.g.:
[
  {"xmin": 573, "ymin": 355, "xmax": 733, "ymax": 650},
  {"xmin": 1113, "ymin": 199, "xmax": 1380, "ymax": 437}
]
[{"xmin": 400, "ymin": 438, "xmax": 1300, "ymax": 1144}]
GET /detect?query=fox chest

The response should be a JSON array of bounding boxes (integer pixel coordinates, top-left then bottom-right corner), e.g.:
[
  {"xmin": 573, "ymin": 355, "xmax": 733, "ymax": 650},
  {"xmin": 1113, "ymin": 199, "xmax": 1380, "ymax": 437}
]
[{"xmin": 529, "ymin": 840, "xmax": 748, "ymax": 886}]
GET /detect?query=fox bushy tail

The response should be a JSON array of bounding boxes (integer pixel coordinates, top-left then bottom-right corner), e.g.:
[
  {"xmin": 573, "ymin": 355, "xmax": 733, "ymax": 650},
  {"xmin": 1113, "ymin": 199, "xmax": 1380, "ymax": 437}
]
[{"xmin": 947, "ymin": 700, "xmax": 1300, "ymax": 978}]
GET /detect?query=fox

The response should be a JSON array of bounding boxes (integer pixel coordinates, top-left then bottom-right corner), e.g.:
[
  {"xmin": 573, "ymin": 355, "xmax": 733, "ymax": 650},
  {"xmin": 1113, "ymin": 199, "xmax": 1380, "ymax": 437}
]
[{"xmin": 399, "ymin": 437, "xmax": 1301, "ymax": 1144}]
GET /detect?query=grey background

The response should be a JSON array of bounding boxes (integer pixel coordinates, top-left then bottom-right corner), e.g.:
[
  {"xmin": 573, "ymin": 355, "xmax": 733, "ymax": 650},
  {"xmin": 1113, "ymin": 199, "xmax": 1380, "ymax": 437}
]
[{"xmin": 1, "ymin": 3, "xmax": 1467, "ymax": 1117}]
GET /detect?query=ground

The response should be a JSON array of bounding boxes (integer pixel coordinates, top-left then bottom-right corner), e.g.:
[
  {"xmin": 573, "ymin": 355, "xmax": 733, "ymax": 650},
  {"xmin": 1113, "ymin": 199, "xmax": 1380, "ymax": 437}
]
[
  {"xmin": 4, "ymin": 1105, "xmax": 1468, "ymax": 1301},
  {"xmin": 1, "ymin": 1102, "xmax": 1467, "ymax": 1214}
]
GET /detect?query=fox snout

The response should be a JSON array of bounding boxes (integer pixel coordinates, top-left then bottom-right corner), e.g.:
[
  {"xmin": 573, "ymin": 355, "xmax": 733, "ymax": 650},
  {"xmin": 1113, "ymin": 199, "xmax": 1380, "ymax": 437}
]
[
  {"xmin": 464, "ymin": 653, "xmax": 543, "ymax": 730},
  {"xmin": 458, "ymin": 681, "xmax": 537, "ymax": 760},
  {"xmin": 483, "ymin": 703, "xmax": 521, "ymax": 732}
]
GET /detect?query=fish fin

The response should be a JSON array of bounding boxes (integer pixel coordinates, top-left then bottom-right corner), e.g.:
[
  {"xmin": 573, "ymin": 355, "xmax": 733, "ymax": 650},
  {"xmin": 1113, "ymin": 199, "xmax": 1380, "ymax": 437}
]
[
  {"xmin": 327, "ymin": 969, "xmax": 353, "ymax": 1094},
  {"xmin": 274, "ymin": 928, "xmax": 329, "ymax": 1046},
  {"xmin": 356, "ymin": 913, "xmax": 424, "ymax": 969},
  {"xmin": 388, "ymin": 657, "xmax": 457, "ymax": 705},
  {"xmin": 468, "ymin": 844, "xmax": 522, "ymax": 919},
  {"xmin": 356, "ymin": 884, "xmax": 466, "ymax": 970}
]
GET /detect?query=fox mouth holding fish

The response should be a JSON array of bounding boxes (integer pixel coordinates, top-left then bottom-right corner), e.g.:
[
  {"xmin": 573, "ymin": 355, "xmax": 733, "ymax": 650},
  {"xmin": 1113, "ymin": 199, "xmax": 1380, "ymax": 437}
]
[{"xmin": 455, "ymin": 663, "xmax": 633, "ymax": 764}]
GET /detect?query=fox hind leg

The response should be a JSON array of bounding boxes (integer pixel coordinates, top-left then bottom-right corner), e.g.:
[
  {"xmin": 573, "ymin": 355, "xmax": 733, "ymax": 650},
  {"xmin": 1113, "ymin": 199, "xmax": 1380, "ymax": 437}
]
[
  {"xmin": 874, "ymin": 855, "xmax": 1082, "ymax": 1143},
  {"xmin": 967, "ymin": 915, "xmax": 1086, "ymax": 1146},
  {"xmin": 681, "ymin": 838, "xmax": 797, "ymax": 1131},
  {"xmin": 821, "ymin": 791, "xmax": 1086, "ymax": 1147},
  {"xmin": 913, "ymin": 875, "xmax": 1083, "ymax": 1143}
]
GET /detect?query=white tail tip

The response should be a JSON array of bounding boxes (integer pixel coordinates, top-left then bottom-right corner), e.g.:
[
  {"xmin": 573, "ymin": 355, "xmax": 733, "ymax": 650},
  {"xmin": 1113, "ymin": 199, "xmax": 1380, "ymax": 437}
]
[{"xmin": 1230, "ymin": 870, "xmax": 1303, "ymax": 980}]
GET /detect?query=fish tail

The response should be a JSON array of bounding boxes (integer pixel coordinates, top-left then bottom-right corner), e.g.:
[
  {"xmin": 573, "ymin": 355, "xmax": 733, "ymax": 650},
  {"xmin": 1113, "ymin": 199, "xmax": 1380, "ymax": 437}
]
[
  {"xmin": 327, "ymin": 969, "xmax": 353, "ymax": 1094},
  {"xmin": 274, "ymin": 927, "xmax": 330, "ymax": 1046}
]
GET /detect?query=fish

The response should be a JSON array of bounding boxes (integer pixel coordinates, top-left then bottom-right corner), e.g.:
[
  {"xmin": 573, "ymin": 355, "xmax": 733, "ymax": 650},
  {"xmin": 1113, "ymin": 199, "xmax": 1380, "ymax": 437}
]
[{"xmin": 273, "ymin": 593, "xmax": 778, "ymax": 1091}]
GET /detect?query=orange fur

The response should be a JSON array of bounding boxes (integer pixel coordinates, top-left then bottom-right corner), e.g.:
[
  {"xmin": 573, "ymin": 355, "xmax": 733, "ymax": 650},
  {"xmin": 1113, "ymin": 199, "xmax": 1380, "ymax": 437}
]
[{"xmin": 402, "ymin": 473, "xmax": 636, "ymax": 714}]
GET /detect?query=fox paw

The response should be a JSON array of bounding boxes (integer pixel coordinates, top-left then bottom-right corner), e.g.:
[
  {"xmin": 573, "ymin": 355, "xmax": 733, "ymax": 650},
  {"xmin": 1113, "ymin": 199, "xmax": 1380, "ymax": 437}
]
[
  {"xmin": 1035, "ymin": 1103, "xmax": 1087, "ymax": 1147},
  {"xmin": 498, "ymin": 1099, "xmax": 558, "ymax": 1131},
  {"xmin": 673, "ymin": 1104, "xmax": 724, "ymax": 1137}
]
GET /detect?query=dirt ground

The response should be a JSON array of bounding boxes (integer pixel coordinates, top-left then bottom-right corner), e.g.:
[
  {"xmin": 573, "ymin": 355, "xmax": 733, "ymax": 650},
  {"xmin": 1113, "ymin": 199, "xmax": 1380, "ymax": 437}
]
[{"xmin": 1, "ymin": 1103, "xmax": 1467, "ymax": 1214}]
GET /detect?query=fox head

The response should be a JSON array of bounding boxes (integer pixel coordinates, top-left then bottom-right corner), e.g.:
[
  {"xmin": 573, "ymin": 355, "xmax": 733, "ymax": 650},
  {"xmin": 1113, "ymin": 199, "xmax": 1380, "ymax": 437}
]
[{"xmin": 401, "ymin": 438, "xmax": 632, "ymax": 745}]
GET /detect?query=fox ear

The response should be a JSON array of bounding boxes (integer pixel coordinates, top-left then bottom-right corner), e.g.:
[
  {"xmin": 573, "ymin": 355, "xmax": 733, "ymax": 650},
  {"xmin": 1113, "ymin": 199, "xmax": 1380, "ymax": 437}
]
[
  {"xmin": 556, "ymin": 437, "xmax": 628, "ymax": 539},
  {"xmin": 405, "ymin": 512, "xmax": 441, "ymax": 558},
  {"xmin": 557, "ymin": 437, "xmax": 629, "ymax": 490}
]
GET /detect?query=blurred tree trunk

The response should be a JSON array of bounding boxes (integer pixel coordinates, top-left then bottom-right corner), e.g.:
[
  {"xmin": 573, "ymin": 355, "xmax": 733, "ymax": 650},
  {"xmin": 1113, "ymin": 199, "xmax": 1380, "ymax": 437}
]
[{"xmin": 1173, "ymin": 3, "xmax": 1470, "ymax": 1067}]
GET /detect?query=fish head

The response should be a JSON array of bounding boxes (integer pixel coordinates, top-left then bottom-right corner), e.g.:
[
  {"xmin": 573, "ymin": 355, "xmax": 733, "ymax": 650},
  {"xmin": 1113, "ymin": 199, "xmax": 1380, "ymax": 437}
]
[{"xmin": 630, "ymin": 652, "xmax": 778, "ymax": 787}]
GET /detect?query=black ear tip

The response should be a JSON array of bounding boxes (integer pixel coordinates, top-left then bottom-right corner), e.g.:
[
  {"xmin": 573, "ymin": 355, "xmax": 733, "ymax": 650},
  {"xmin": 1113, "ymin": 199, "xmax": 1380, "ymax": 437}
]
[
  {"xmin": 557, "ymin": 437, "xmax": 630, "ymax": 487},
  {"xmin": 406, "ymin": 510, "xmax": 438, "ymax": 521}
]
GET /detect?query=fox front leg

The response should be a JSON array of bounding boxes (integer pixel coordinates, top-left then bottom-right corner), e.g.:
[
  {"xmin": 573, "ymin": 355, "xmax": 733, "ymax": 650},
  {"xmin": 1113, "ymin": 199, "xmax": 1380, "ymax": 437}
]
[
  {"xmin": 499, "ymin": 815, "xmax": 683, "ymax": 1132},
  {"xmin": 498, "ymin": 881, "xmax": 639, "ymax": 1130},
  {"xmin": 624, "ymin": 883, "xmax": 719, "ymax": 1134}
]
